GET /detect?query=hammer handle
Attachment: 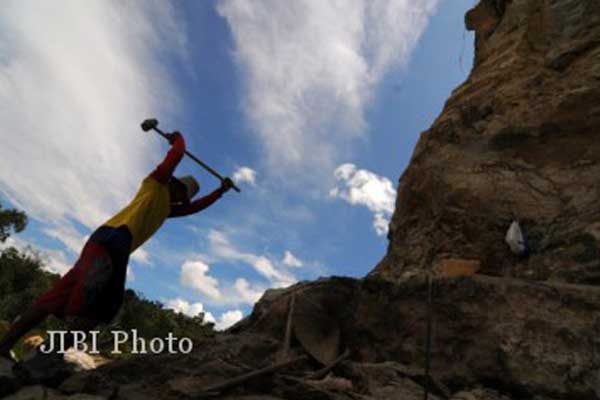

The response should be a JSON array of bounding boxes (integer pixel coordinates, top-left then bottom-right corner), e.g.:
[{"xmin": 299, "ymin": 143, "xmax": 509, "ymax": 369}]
[{"xmin": 153, "ymin": 127, "xmax": 241, "ymax": 193}]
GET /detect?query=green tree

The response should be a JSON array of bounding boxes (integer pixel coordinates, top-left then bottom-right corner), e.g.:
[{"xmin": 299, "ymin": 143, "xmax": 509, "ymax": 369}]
[
  {"xmin": 0, "ymin": 247, "xmax": 59, "ymax": 322},
  {"xmin": 0, "ymin": 204, "xmax": 27, "ymax": 243}
]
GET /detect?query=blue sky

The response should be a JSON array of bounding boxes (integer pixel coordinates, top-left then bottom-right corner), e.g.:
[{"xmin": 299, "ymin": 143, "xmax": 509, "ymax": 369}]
[{"xmin": 0, "ymin": 0, "xmax": 473, "ymax": 330}]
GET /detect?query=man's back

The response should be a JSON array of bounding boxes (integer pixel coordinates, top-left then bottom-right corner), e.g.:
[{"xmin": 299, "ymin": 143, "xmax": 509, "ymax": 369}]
[{"xmin": 103, "ymin": 176, "xmax": 170, "ymax": 253}]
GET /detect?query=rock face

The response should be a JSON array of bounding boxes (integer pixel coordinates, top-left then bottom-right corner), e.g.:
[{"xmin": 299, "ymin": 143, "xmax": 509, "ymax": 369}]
[
  {"xmin": 374, "ymin": 0, "xmax": 600, "ymax": 285},
  {"xmin": 4, "ymin": 1, "xmax": 600, "ymax": 399},
  {"xmin": 1, "ymin": 357, "xmax": 17, "ymax": 397}
]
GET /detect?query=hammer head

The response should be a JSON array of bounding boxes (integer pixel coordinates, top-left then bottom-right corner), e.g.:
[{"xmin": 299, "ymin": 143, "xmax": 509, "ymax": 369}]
[{"xmin": 141, "ymin": 118, "xmax": 159, "ymax": 132}]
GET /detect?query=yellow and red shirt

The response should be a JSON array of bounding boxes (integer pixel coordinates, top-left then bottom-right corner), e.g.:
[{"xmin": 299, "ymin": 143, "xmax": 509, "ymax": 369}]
[
  {"xmin": 103, "ymin": 134, "xmax": 225, "ymax": 253},
  {"xmin": 103, "ymin": 176, "xmax": 171, "ymax": 252}
]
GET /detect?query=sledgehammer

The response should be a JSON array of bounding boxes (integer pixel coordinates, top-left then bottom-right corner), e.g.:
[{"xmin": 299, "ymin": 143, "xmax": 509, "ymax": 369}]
[{"xmin": 141, "ymin": 118, "xmax": 241, "ymax": 193}]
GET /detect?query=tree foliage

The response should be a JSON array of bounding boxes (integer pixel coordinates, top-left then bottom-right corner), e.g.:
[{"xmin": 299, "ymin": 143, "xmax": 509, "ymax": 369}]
[
  {"xmin": 0, "ymin": 204, "xmax": 27, "ymax": 243},
  {"xmin": 0, "ymin": 247, "xmax": 60, "ymax": 322}
]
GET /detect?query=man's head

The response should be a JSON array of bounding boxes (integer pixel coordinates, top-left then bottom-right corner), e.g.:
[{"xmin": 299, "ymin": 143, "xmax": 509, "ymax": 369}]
[{"xmin": 169, "ymin": 176, "xmax": 199, "ymax": 204}]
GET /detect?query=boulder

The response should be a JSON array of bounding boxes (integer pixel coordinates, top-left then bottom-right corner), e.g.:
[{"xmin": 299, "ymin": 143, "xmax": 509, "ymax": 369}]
[
  {"xmin": 3, "ymin": 385, "xmax": 46, "ymax": 400},
  {"xmin": 450, "ymin": 388, "xmax": 512, "ymax": 400},
  {"xmin": 1, "ymin": 356, "xmax": 18, "ymax": 397},
  {"xmin": 2, "ymin": 385, "xmax": 107, "ymax": 400}
]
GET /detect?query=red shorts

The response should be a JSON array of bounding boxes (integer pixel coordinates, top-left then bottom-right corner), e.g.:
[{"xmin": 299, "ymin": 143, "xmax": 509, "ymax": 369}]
[{"xmin": 33, "ymin": 226, "xmax": 131, "ymax": 323}]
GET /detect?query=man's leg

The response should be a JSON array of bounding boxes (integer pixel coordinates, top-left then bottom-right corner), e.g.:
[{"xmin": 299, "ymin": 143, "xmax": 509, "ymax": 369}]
[
  {"xmin": 0, "ymin": 306, "xmax": 49, "ymax": 358},
  {"xmin": 2, "ymin": 253, "xmax": 86, "ymax": 359}
]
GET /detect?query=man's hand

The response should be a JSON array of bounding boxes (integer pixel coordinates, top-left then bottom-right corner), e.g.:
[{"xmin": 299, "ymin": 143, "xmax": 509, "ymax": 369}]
[
  {"xmin": 221, "ymin": 177, "xmax": 234, "ymax": 193},
  {"xmin": 165, "ymin": 131, "xmax": 182, "ymax": 145}
]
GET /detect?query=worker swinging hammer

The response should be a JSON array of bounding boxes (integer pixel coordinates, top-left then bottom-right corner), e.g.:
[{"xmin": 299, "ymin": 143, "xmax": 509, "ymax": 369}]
[{"xmin": 0, "ymin": 120, "xmax": 236, "ymax": 361}]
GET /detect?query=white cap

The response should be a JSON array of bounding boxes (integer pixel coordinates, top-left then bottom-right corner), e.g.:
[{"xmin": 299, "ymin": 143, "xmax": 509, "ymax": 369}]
[{"xmin": 177, "ymin": 175, "xmax": 199, "ymax": 200}]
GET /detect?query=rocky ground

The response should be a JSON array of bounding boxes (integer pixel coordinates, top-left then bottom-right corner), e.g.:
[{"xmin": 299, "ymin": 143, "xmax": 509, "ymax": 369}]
[{"xmin": 2, "ymin": 0, "xmax": 600, "ymax": 398}]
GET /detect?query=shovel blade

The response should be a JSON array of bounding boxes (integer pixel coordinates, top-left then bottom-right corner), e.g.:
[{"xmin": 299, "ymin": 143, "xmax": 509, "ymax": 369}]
[{"xmin": 292, "ymin": 298, "xmax": 340, "ymax": 365}]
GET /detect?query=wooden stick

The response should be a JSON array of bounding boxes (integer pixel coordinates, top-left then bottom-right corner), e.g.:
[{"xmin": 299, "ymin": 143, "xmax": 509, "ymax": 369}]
[
  {"xmin": 306, "ymin": 348, "xmax": 351, "ymax": 380},
  {"xmin": 151, "ymin": 125, "xmax": 241, "ymax": 193},
  {"xmin": 197, "ymin": 355, "xmax": 309, "ymax": 396},
  {"xmin": 278, "ymin": 294, "xmax": 296, "ymax": 362},
  {"xmin": 424, "ymin": 272, "xmax": 433, "ymax": 400}
]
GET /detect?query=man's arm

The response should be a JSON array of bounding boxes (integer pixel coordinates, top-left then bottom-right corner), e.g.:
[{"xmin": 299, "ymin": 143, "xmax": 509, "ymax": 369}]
[
  {"xmin": 149, "ymin": 132, "xmax": 185, "ymax": 184},
  {"xmin": 168, "ymin": 188, "xmax": 226, "ymax": 218},
  {"xmin": 168, "ymin": 178, "xmax": 234, "ymax": 218}
]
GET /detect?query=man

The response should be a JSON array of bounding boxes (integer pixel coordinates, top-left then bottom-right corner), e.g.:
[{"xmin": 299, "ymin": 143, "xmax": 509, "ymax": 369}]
[{"xmin": 0, "ymin": 131, "xmax": 233, "ymax": 359}]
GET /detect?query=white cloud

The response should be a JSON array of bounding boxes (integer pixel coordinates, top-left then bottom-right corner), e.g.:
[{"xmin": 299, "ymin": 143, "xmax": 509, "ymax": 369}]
[
  {"xmin": 233, "ymin": 278, "xmax": 265, "ymax": 304},
  {"xmin": 253, "ymin": 256, "xmax": 284, "ymax": 284},
  {"xmin": 330, "ymin": 163, "xmax": 396, "ymax": 236},
  {"xmin": 208, "ymin": 230, "xmax": 296, "ymax": 287},
  {"xmin": 282, "ymin": 250, "xmax": 303, "ymax": 268},
  {"xmin": 165, "ymin": 297, "xmax": 215, "ymax": 323},
  {"xmin": 233, "ymin": 167, "xmax": 257, "ymax": 186},
  {"xmin": 0, "ymin": 1, "xmax": 186, "ymax": 256},
  {"xmin": 373, "ymin": 213, "xmax": 390, "ymax": 236},
  {"xmin": 126, "ymin": 267, "xmax": 135, "ymax": 283},
  {"xmin": 166, "ymin": 298, "xmax": 241, "ymax": 330},
  {"xmin": 175, "ymin": 256, "xmax": 265, "ymax": 307},
  {"xmin": 131, "ymin": 248, "xmax": 151, "ymax": 265},
  {"xmin": 180, "ymin": 260, "xmax": 222, "ymax": 301},
  {"xmin": 203, "ymin": 312, "xmax": 217, "ymax": 324},
  {"xmin": 41, "ymin": 225, "xmax": 87, "ymax": 256},
  {"xmin": 38, "ymin": 250, "xmax": 72, "ymax": 276},
  {"xmin": 214, "ymin": 309, "xmax": 243, "ymax": 331},
  {"xmin": 217, "ymin": 0, "xmax": 439, "ymax": 180}
]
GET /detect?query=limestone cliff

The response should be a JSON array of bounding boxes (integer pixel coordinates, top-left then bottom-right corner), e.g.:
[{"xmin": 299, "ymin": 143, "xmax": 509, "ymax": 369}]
[{"xmin": 373, "ymin": 0, "xmax": 600, "ymax": 284}]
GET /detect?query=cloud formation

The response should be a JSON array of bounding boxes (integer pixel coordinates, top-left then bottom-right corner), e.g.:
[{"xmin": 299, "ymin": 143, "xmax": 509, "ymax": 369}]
[
  {"xmin": 233, "ymin": 278, "xmax": 265, "ymax": 304},
  {"xmin": 126, "ymin": 267, "xmax": 135, "ymax": 283},
  {"xmin": 208, "ymin": 230, "xmax": 296, "ymax": 287},
  {"xmin": 282, "ymin": 251, "xmax": 303, "ymax": 268},
  {"xmin": 330, "ymin": 163, "xmax": 396, "ymax": 236},
  {"xmin": 166, "ymin": 298, "xmax": 242, "ymax": 331},
  {"xmin": 0, "ymin": 1, "xmax": 187, "ymax": 261},
  {"xmin": 215, "ymin": 310, "xmax": 244, "ymax": 330},
  {"xmin": 165, "ymin": 297, "xmax": 214, "ymax": 322},
  {"xmin": 217, "ymin": 0, "xmax": 439, "ymax": 180},
  {"xmin": 180, "ymin": 260, "xmax": 222, "ymax": 301},
  {"xmin": 233, "ymin": 167, "xmax": 257, "ymax": 186},
  {"xmin": 177, "ymin": 256, "xmax": 267, "ymax": 306}
]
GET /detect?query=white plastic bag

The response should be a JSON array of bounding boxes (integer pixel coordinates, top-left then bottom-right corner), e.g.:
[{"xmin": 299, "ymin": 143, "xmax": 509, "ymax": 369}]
[{"xmin": 505, "ymin": 220, "xmax": 527, "ymax": 255}]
